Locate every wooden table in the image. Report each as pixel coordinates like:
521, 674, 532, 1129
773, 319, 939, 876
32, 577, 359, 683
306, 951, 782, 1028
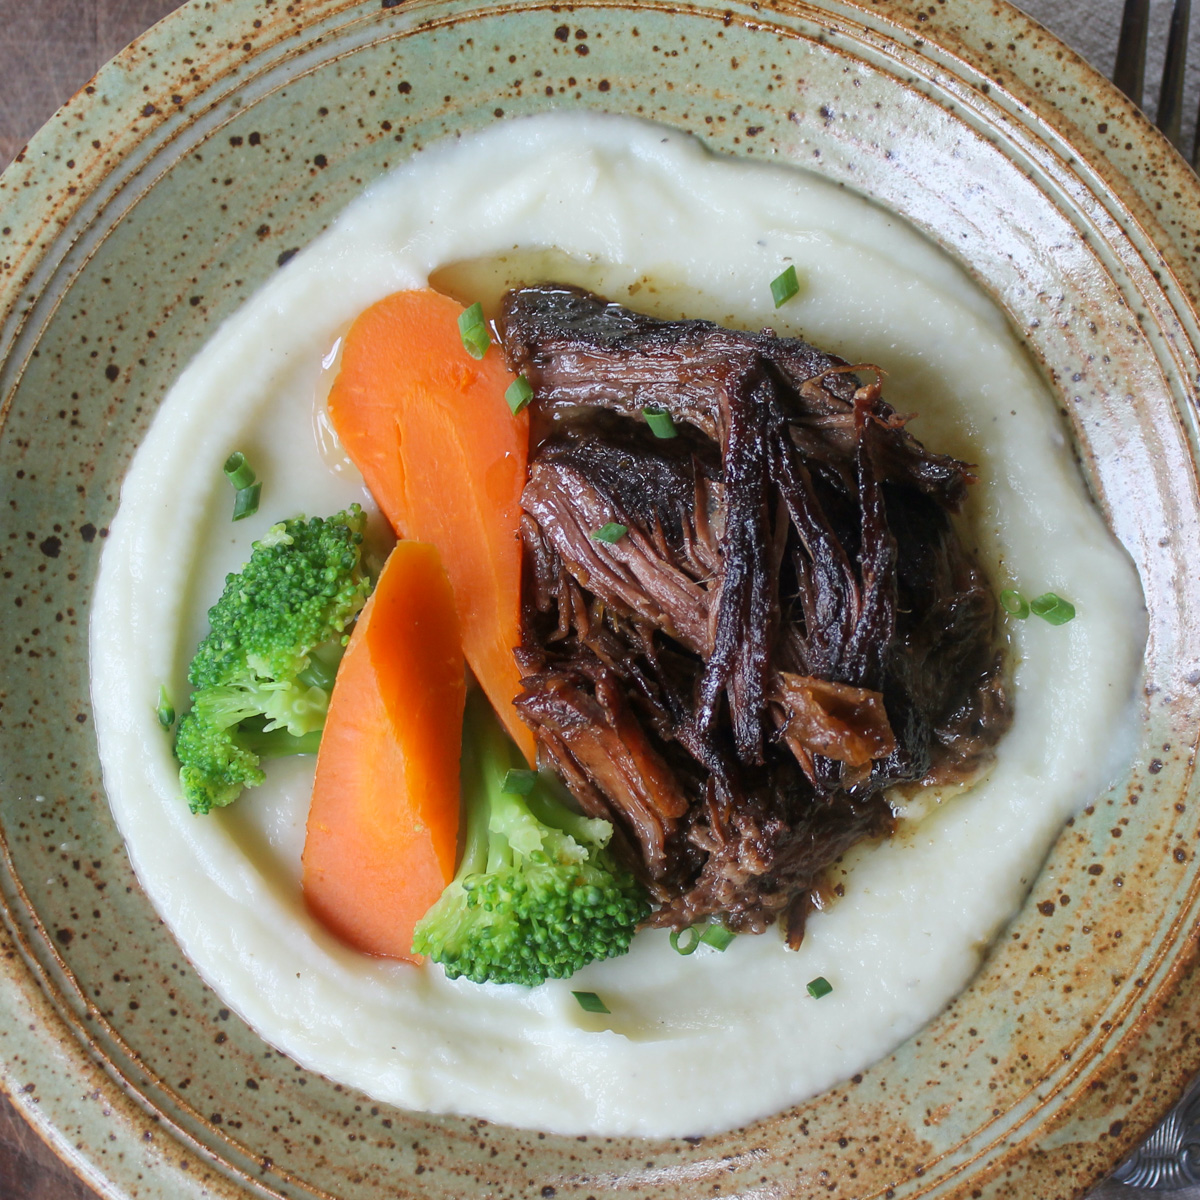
0, 2, 1190, 1198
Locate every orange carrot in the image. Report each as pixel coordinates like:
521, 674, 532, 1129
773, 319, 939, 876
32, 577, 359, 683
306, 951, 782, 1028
302, 540, 465, 961
326, 288, 535, 764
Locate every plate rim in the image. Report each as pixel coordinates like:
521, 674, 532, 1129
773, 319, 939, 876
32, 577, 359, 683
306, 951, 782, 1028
3, 1, 1200, 1197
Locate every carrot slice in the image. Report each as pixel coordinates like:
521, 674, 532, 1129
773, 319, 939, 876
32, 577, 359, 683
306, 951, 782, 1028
302, 540, 465, 961
327, 288, 535, 764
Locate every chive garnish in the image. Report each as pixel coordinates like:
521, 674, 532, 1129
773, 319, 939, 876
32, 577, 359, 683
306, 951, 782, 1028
1030, 592, 1076, 625
224, 452, 261, 521
807, 976, 833, 999
643, 407, 677, 439
699, 922, 735, 951
232, 481, 262, 521
591, 522, 628, 544
505, 375, 534, 414
461, 325, 491, 359
223, 451, 256, 491
573, 990, 610, 1014
156, 685, 175, 729
999, 589, 1030, 619
669, 926, 702, 955
457, 302, 491, 359
770, 264, 800, 309
501, 768, 536, 796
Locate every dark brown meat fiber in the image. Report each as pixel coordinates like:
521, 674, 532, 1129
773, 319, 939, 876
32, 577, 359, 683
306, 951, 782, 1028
502, 284, 1010, 945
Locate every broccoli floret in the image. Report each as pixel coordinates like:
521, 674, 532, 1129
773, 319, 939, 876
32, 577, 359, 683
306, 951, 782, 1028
175, 505, 372, 814
412, 692, 649, 986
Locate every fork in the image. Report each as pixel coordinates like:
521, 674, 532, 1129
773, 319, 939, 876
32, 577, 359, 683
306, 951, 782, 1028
1113, 0, 1198, 167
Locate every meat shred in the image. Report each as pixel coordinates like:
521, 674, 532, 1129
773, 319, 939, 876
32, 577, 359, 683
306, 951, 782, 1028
501, 284, 1010, 946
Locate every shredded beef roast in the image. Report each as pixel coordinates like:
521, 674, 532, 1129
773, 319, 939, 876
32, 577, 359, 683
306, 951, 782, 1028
500, 284, 1010, 946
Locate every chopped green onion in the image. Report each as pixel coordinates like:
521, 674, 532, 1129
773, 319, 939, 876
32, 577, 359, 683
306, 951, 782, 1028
461, 325, 490, 359
642, 407, 677, 439
572, 990, 610, 1014
505, 374, 534, 414
225, 449, 262, 521
457, 302, 491, 359
807, 975, 833, 999
770, 264, 800, 309
500, 768, 536, 796
591, 522, 628, 544
458, 301, 485, 330
223, 451, 256, 491
669, 926, 702, 955
232, 481, 262, 521
999, 589, 1030, 619
1030, 592, 1076, 625
156, 685, 175, 729
699, 922, 735, 951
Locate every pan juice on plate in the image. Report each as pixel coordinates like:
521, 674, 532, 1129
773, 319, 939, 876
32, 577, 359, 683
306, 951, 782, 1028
90, 113, 1144, 1137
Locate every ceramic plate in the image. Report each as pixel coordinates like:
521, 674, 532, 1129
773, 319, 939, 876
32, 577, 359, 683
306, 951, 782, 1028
3, 1, 1200, 1196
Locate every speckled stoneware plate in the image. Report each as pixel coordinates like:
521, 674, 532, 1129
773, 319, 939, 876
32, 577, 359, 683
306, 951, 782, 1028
3, 1, 1200, 1197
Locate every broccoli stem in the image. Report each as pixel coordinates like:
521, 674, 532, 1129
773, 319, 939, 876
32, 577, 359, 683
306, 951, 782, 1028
297, 643, 344, 692
459, 690, 613, 877
238, 725, 323, 758
458, 690, 518, 878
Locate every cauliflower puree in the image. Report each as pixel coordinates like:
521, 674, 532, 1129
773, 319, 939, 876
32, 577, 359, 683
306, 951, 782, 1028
89, 113, 1145, 1137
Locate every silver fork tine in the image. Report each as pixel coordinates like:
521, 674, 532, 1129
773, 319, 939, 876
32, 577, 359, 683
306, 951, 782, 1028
1114, 0, 1151, 104
1158, 0, 1191, 146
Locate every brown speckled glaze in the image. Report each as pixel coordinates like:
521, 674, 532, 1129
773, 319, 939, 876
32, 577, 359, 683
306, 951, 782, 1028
1, 1, 1199, 1197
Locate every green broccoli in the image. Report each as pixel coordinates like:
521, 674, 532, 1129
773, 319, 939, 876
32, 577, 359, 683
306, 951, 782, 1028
175, 505, 373, 814
412, 691, 650, 986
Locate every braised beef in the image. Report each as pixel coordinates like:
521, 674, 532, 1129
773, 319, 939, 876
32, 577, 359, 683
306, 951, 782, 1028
503, 284, 1010, 944
522, 419, 721, 655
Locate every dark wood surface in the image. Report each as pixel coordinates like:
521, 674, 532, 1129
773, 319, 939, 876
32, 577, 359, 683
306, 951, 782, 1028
0, 2, 1189, 1198
0, 0, 184, 167
0, 1089, 98, 1200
